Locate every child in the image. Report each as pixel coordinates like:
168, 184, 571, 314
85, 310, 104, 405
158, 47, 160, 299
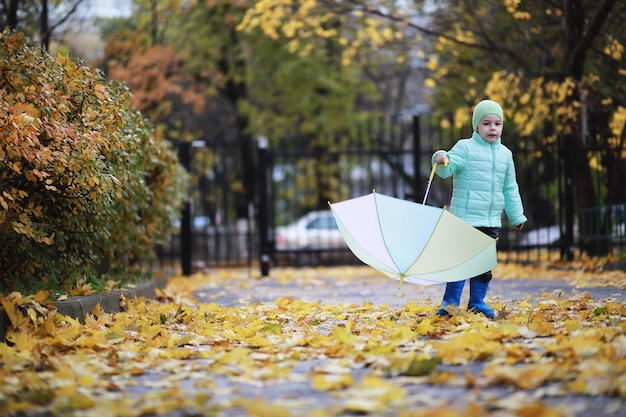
432, 99, 527, 318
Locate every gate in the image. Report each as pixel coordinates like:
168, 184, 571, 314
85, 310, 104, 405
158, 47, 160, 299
155, 139, 260, 274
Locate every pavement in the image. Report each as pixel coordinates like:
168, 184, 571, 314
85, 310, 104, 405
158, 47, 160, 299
196, 270, 626, 309
3, 269, 624, 342
191, 269, 626, 417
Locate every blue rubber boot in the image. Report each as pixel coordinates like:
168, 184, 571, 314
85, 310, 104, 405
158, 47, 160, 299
468, 278, 495, 318
436, 280, 465, 316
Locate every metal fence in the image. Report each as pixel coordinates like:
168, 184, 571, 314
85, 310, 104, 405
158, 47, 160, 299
154, 140, 260, 273
578, 203, 626, 256
155, 115, 626, 275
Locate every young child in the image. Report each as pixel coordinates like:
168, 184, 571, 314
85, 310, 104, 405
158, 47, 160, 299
432, 99, 527, 318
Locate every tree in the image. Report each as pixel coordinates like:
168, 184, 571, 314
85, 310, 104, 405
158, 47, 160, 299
0, 0, 87, 49
93, 0, 422, 216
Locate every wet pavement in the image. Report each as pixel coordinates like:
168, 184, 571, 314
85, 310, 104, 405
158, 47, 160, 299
195, 269, 625, 309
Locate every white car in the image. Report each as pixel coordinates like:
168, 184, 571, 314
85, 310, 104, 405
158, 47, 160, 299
275, 211, 346, 250
518, 224, 579, 247
518, 225, 562, 246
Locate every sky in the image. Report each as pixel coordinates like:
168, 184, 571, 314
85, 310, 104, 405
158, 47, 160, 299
83, 0, 132, 18
48, 0, 133, 60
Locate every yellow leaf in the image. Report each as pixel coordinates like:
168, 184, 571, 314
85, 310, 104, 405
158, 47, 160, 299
484, 363, 559, 389
232, 398, 291, 417
528, 319, 556, 337
311, 373, 354, 391
415, 318, 436, 335
331, 325, 354, 345
77, 374, 96, 387
86, 176, 99, 187
341, 375, 405, 413
0, 295, 19, 327
7, 331, 38, 353
77, 333, 108, 348
390, 325, 415, 340
140, 324, 164, 340
247, 334, 273, 348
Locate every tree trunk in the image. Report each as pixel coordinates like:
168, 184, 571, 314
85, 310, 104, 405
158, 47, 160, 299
39, 0, 50, 49
4, 0, 20, 31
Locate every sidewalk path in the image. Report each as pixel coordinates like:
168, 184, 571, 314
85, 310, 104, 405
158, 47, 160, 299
196, 267, 625, 308
184, 267, 626, 417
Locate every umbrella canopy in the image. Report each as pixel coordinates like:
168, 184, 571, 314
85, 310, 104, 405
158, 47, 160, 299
329, 192, 497, 288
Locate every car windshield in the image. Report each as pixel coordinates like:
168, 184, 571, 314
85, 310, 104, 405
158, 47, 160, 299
307, 216, 338, 230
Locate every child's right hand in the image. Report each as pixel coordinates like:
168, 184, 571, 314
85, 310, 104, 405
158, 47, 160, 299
435, 153, 449, 165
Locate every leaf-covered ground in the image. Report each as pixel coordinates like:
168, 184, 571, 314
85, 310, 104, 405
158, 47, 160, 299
1, 262, 625, 417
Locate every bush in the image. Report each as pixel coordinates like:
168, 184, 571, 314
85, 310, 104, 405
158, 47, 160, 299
0, 32, 187, 294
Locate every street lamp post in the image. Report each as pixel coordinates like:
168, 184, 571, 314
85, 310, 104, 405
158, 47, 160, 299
178, 141, 192, 276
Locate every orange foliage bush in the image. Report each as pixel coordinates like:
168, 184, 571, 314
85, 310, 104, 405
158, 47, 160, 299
0, 32, 187, 293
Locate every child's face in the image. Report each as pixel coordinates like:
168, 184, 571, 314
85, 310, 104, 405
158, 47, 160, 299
477, 114, 503, 143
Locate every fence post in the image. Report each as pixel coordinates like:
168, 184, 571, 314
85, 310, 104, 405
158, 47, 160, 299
562, 136, 575, 261
412, 115, 422, 202
257, 136, 270, 277
178, 141, 193, 276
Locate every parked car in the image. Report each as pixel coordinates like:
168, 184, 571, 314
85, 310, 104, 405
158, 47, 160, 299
518, 224, 579, 247
518, 225, 562, 247
172, 216, 212, 233
274, 210, 347, 250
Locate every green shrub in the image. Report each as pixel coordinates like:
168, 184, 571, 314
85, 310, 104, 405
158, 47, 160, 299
0, 32, 187, 294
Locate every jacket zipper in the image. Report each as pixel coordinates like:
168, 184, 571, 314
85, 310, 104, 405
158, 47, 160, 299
489, 143, 496, 227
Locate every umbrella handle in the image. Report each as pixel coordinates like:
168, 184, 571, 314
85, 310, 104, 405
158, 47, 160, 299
429, 160, 449, 180
428, 162, 438, 181
423, 161, 448, 205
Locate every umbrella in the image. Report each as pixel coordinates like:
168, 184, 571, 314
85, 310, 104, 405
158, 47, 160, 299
328, 191, 497, 288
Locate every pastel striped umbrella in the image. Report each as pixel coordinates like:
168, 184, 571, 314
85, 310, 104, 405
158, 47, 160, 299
329, 192, 497, 288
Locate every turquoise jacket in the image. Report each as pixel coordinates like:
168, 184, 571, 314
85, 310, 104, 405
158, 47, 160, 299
431, 131, 527, 228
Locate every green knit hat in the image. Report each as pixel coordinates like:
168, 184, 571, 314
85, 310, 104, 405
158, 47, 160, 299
472, 100, 504, 131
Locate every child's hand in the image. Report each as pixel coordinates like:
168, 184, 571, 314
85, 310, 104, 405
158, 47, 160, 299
515, 223, 525, 230
435, 153, 449, 165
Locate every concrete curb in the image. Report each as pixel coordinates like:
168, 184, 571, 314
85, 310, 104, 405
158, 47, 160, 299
0, 276, 169, 342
